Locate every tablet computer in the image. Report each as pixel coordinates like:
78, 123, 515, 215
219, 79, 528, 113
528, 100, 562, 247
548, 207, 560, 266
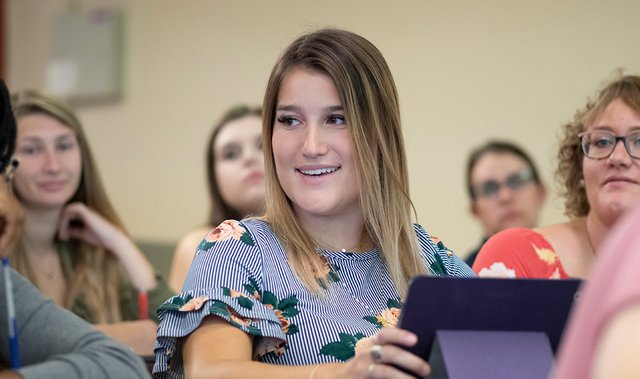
398, 276, 582, 359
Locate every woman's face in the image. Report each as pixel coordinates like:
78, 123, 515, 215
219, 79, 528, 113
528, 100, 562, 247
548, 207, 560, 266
271, 67, 360, 225
214, 114, 265, 216
583, 98, 640, 224
470, 152, 546, 236
13, 114, 82, 210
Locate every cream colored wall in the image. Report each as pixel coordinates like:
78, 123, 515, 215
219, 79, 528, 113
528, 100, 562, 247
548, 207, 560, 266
6, 0, 640, 257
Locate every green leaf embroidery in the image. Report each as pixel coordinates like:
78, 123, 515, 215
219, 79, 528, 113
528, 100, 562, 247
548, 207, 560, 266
158, 294, 192, 311
387, 298, 402, 309
278, 296, 298, 312
363, 315, 383, 328
237, 296, 254, 310
222, 287, 231, 296
430, 253, 447, 275
198, 240, 215, 251
244, 276, 261, 296
327, 261, 341, 283
208, 300, 230, 317
286, 324, 299, 336
319, 333, 367, 361
262, 291, 278, 308
240, 231, 255, 246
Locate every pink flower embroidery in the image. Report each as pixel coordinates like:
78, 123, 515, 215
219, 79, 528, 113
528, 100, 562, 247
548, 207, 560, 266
264, 304, 292, 334
228, 306, 253, 327
178, 296, 209, 312
205, 220, 246, 243
229, 289, 249, 299
254, 337, 286, 358
312, 255, 331, 279
375, 307, 401, 327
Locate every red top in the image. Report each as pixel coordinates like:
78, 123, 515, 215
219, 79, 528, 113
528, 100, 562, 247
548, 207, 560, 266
471, 228, 571, 279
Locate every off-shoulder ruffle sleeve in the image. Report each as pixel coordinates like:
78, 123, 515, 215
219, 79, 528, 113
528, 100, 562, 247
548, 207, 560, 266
153, 220, 287, 377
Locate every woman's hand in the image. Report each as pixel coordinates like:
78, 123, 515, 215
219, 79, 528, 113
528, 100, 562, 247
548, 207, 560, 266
57, 202, 157, 291
0, 183, 23, 258
58, 202, 123, 251
336, 327, 431, 379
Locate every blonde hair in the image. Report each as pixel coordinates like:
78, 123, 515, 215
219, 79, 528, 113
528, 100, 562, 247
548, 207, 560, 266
262, 28, 425, 297
11, 90, 126, 323
557, 74, 640, 218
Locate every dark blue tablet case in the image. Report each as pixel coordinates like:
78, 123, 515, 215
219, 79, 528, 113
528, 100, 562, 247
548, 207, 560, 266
398, 276, 582, 359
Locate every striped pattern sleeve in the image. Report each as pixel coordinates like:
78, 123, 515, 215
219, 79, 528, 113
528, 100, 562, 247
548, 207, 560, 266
152, 220, 285, 377
414, 224, 476, 277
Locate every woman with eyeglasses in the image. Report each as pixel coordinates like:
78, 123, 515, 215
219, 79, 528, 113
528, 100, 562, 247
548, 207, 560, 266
473, 74, 640, 279
464, 141, 547, 267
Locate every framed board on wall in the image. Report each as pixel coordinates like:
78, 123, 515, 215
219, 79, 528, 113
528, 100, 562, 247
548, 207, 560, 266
46, 8, 123, 104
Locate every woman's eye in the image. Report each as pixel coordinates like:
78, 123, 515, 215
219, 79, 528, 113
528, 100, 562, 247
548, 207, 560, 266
276, 116, 301, 127
593, 137, 613, 148
18, 145, 40, 155
57, 141, 76, 151
222, 146, 241, 160
327, 115, 345, 126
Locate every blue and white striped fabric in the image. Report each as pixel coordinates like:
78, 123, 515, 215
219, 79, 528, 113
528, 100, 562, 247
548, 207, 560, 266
152, 219, 474, 378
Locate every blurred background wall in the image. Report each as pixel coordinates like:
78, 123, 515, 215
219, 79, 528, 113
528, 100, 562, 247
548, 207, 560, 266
5, 0, 640, 262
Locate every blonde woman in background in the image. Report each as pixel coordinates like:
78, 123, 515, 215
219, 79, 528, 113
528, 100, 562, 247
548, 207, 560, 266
168, 105, 265, 292
10, 90, 174, 355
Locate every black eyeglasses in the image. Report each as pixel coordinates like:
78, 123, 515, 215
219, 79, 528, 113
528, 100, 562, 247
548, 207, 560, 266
473, 169, 534, 199
579, 130, 640, 160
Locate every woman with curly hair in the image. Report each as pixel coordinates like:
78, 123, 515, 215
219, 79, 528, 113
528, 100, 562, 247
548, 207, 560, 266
473, 74, 640, 279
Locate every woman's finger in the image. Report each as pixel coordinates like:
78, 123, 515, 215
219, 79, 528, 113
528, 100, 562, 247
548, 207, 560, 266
367, 344, 430, 378
375, 327, 418, 347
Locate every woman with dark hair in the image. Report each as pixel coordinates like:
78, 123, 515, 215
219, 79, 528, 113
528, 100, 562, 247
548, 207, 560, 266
153, 28, 473, 379
168, 105, 265, 292
474, 74, 640, 279
464, 140, 547, 266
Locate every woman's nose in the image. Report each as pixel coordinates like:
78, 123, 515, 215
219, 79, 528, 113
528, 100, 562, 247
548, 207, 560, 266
301, 124, 328, 158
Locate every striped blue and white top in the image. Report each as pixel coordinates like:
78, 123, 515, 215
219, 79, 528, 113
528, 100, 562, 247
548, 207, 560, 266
152, 219, 474, 378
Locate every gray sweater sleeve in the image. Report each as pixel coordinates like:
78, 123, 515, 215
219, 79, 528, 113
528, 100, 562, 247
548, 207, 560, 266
0, 268, 150, 378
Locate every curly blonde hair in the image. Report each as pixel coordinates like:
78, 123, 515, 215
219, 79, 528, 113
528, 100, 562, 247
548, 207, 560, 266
557, 74, 640, 218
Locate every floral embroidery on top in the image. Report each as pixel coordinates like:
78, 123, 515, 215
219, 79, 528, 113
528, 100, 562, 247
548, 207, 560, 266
178, 295, 209, 312
319, 332, 367, 361
222, 287, 255, 310
198, 220, 255, 251
431, 235, 455, 257
363, 299, 402, 328
321, 299, 402, 361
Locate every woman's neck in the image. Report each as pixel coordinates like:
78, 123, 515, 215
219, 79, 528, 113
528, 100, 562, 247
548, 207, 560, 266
297, 210, 373, 253
22, 207, 63, 254
584, 213, 611, 255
